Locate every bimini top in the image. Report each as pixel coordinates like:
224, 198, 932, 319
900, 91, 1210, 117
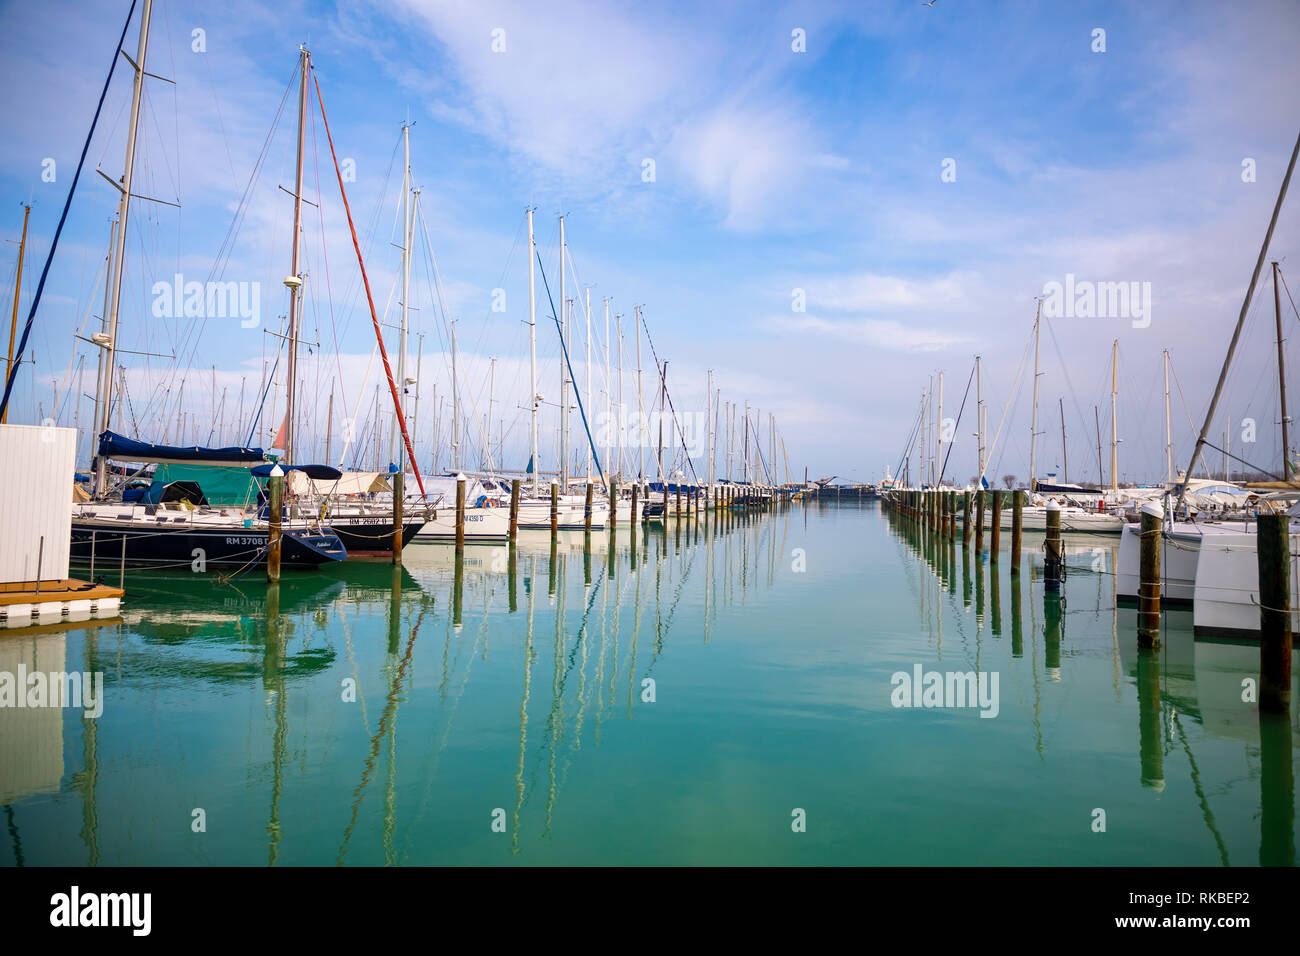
249, 463, 343, 481
98, 430, 265, 466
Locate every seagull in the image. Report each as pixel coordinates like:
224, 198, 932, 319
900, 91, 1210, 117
923, 0, 938, 6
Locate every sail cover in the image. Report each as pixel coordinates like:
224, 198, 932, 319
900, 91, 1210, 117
98, 430, 265, 466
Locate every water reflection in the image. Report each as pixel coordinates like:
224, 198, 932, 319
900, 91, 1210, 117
0, 499, 1295, 866
887, 500, 1298, 867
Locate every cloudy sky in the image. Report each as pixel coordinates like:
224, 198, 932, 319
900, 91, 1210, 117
2, 0, 1299, 485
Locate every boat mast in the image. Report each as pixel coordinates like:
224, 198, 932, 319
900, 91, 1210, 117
389, 121, 411, 471
1273, 260, 1291, 478
1180, 129, 1300, 500
585, 285, 592, 481
935, 371, 943, 485
282, 44, 310, 467
558, 215, 567, 495
706, 369, 714, 490
616, 311, 623, 478
635, 305, 644, 482
2, 204, 30, 424
975, 354, 984, 482
527, 207, 538, 495
1110, 338, 1118, 496
451, 317, 459, 470
603, 296, 610, 484
1163, 349, 1172, 483
1059, 397, 1067, 484
659, 363, 669, 482
1029, 298, 1042, 492
1095, 406, 1103, 488
92, 0, 154, 493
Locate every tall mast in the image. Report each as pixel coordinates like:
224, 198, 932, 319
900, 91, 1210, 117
585, 286, 592, 480
389, 122, 411, 469
616, 311, 623, 477
935, 371, 943, 485
919, 387, 927, 486
527, 208, 538, 495
658, 362, 668, 482
635, 305, 644, 481
451, 317, 459, 470
1059, 397, 1067, 483
558, 215, 567, 495
603, 296, 610, 485
412, 332, 422, 458
975, 354, 984, 482
1095, 406, 1103, 488
706, 369, 714, 489
2, 204, 30, 424
282, 44, 310, 466
1163, 349, 1172, 482
1273, 261, 1291, 478
1110, 339, 1118, 495
745, 400, 752, 484
487, 357, 495, 470
92, 0, 154, 493
1029, 298, 1042, 492
324, 389, 333, 465
1181, 129, 1300, 497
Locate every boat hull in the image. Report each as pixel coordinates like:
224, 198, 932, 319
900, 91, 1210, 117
70, 521, 347, 568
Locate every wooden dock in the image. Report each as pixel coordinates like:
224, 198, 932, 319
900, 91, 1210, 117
0, 578, 124, 628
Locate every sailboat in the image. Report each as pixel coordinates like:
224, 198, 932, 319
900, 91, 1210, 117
1115, 127, 1300, 634
67, 13, 346, 569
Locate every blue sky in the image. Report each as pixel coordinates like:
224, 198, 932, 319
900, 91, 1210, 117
2, 0, 1299, 484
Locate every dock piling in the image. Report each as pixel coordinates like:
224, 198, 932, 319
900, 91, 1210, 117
391, 471, 404, 565
1011, 490, 1023, 575
1138, 501, 1163, 648
455, 475, 466, 554
990, 490, 1002, 561
1044, 499, 1062, 592
1258, 512, 1292, 712
267, 466, 284, 583
550, 481, 559, 538
509, 478, 521, 540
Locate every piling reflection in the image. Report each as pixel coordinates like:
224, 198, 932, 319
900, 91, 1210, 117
882, 493, 1297, 865
1, 498, 1295, 866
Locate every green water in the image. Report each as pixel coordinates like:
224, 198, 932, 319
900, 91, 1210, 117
1, 501, 1295, 866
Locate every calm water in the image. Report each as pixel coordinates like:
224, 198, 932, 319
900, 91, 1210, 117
1, 500, 1296, 866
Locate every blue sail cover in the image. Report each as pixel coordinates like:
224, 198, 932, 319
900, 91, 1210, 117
98, 430, 265, 465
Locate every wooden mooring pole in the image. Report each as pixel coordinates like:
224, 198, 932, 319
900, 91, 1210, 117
509, 478, 521, 540
1138, 501, 1162, 648
962, 491, 972, 547
1258, 512, 1292, 712
550, 481, 559, 539
974, 490, 985, 553
1010, 489, 1022, 575
584, 482, 594, 535
455, 476, 466, 555
990, 489, 1002, 562
391, 471, 404, 565
267, 465, 284, 583
609, 479, 618, 531
1044, 499, 1062, 592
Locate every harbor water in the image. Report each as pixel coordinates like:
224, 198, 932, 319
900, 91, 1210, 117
1, 499, 1296, 866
